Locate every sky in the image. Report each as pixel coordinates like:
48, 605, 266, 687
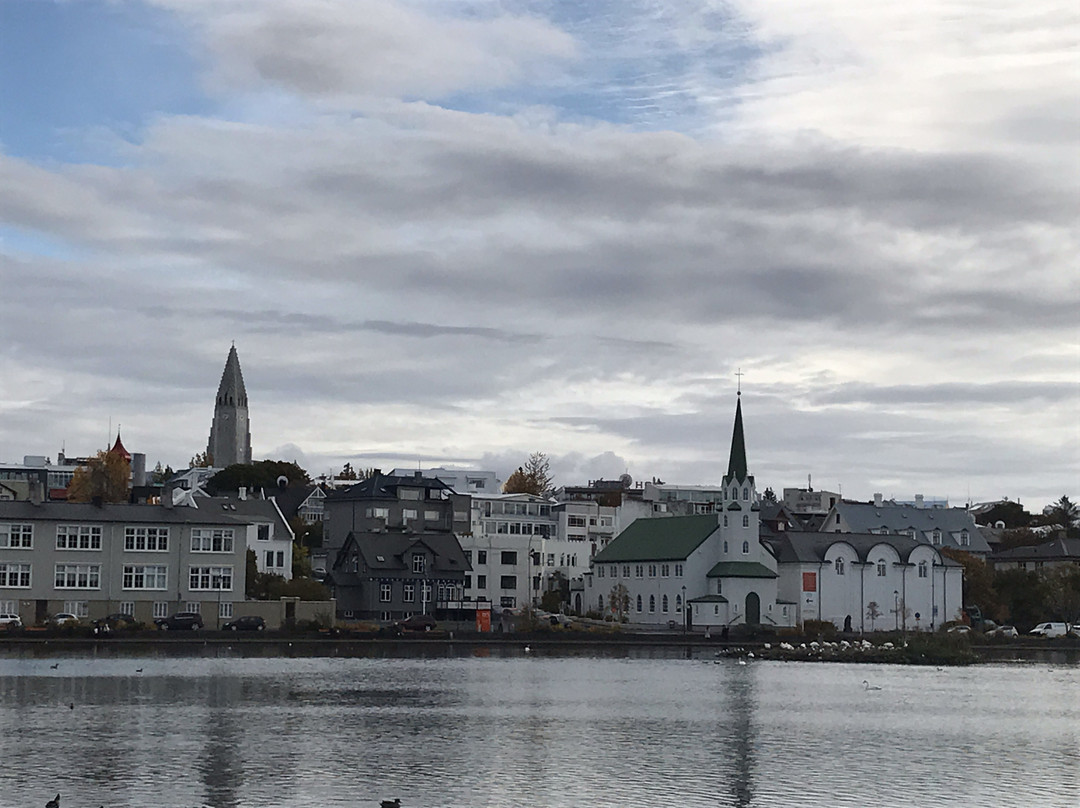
0, 0, 1077, 511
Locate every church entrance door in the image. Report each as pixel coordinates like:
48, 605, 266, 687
745, 592, 760, 625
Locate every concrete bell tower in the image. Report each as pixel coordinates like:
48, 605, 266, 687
207, 345, 252, 467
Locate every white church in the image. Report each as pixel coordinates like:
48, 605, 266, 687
584, 394, 964, 632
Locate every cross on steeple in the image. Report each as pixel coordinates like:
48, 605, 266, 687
735, 367, 744, 395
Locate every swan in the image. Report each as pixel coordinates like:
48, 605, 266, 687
46, 794, 60, 808
381, 800, 401, 808
862, 680, 882, 691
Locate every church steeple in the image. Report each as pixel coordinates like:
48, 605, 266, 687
207, 345, 252, 467
725, 393, 748, 483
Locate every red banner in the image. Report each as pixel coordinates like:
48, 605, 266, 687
802, 572, 817, 592
475, 607, 491, 632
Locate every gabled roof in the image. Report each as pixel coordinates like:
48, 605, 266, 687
593, 514, 719, 563
333, 531, 470, 573
325, 470, 454, 502
706, 561, 777, 579
992, 538, 1080, 562
271, 484, 325, 519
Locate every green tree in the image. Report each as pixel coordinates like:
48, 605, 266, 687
993, 568, 1048, 630
1049, 495, 1079, 538
340, 462, 358, 480
942, 548, 1000, 620
292, 541, 313, 579
865, 601, 881, 631
67, 450, 130, 504
977, 500, 1032, 529
503, 452, 553, 495
997, 528, 1046, 552
189, 451, 213, 468
1042, 565, 1080, 625
207, 460, 311, 495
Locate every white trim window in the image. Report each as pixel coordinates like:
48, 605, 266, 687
918, 561, 929, 578
55, 563, 100, 589
877, 560, 887, 576
119, 600, 135, 615
412, 555, 425, 574
0, 562, 31, 587
0, 524, 33, 549
124, 526, 169, 552
56, 525, 102, 550
380, 583, 392, 602
63, 600, 89, 618
219, 601, 234, 619
189, 566, 233, 591
403, 583, 415, 603
122, 564, 167, 590
191, 528, 235, 553
674, 564, 684, 577
153, 601, 170, 619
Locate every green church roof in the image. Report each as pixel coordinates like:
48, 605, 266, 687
592, 514, 719, 563
706, 561, 777, 578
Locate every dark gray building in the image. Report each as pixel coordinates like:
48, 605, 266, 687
323, 471, 471, 621
207, 345, 252, 467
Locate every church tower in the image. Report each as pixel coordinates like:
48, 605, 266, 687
207, 345, 252, 467
719, 390, 763, 557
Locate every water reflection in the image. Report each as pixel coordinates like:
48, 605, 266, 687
0, 650, 1078, 807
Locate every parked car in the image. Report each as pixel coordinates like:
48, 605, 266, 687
221, 615, 266, 632
91, 613, 138, 635
988, 625, 1018, 638
946, 624, 972, 634
0, 613, 22, 631
154, 612, 204, 631
1029, 622, 1068, 637
394, 614, 437, 632
49, 613, 79, 626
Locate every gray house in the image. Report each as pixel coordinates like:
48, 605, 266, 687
323, 471, 471, 621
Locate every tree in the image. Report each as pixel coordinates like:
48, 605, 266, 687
993, 568, 1048, 630
762, 487, 777, 503
942, 548, 1000, 621
503, 452, 553, 495
1049, 495, 1079, 538
206, 460, 311, 495
977, 500, 1031, 529
189, 451, 213, 468
865, 601, 881, 631
67, 451, 130, 504
1042, 565, 1080, 625
340, 462, 358, 481
608, 583, 630, 623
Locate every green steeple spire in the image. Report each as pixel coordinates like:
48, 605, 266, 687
725, 394, 748, 482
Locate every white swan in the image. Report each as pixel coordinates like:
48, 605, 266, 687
862, 680, 882, 691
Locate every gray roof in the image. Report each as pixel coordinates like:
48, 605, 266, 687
326, 471, 454, 502
333, 531, 470, 575
992, 538, 1080, 562
826, 502, 990, 553
764, 532, 962, 567
0, 499, 274, 528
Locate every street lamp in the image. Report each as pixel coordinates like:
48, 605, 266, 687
893, 590, 899, 631
682, 585, 687, 635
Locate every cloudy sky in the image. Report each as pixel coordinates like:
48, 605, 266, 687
1, 0, 1077, 509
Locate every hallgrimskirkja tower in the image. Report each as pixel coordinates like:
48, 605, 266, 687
207, 345, 252, 467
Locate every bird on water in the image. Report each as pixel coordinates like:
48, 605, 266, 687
50, 663, 59, 670
45, 794, 60, 808
862, 680, 882, 691
381, 800, 401, 807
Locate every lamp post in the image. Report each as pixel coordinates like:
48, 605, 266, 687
682, 585, 687, 635
893, 590, 899, 631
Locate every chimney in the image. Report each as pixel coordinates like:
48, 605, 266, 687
239, 486, 247, 501
873, 492, 883, 507
162, 483, 175, 509
915, 494, 924, 508
28, 477, 43, 506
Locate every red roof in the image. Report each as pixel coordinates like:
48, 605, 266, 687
109, 432, 132, 462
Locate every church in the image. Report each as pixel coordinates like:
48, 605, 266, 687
206, 345, 252, 467
585, 393, 794, 630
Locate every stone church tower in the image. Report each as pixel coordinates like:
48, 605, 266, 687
207, 345, 252, 467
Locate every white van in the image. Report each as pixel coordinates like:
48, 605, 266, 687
0, 613, 22, 630
1029, 622, 1068, 637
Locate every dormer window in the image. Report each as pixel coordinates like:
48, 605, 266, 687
932, 529, 942, 546
412, 554, 425, 574
960, 530, 970, 546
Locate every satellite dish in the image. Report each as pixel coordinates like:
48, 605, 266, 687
277, 475, 288, 489
619, 473, 633, 488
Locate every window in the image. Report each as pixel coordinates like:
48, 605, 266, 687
477, 551, 487, 565
122, 564, 167, 590
548, 554, 555, 566
464, 574, 473, 589
403, 583, 415, 602
723, 515, 728, 527
918, 561, 928, 578
600, 517, 613, 527
153, 601, 169, 618
500, 575, 517, 590
63, 600, 89, 618
635, 565, 644, 578
185, 603, 202, 614
257, 524, 270, 541
413, 555, 425, 574
742, 515, 749, 528
463, 550, 472, 564
674, 564, 683, 577
662, 595, 669, 612
265, 551, 275, 568
743, 487, 749, 500
648, 564, 657, 577
219, 602, 233, 619
119, 600, 135, 615
931, 529, 942, 546
960, 530, 970, 546
649, 595, 656, 612
476, 575, 487, 590
0, 563, 31, 587
403, 509, 418, 521
425, 510, 439, 521
835, 558, 845, 575
724, 541, 729, 553
56, 525, 101, 550
400, 488, 421, 500
124, 526, 169, 551
623, 565, 631, 577
54, 563, 100, 589
567, 515, 586, 528
597, 566, 605, 578
598, 594, 604, 611
742, 541, 749, 554
636, 595, 643, 612
500, 596, 516, 608
501, 551, 517, 565
0, 524, 33, 549
276, 551, 285, 568
189, 566, 233, 591
191, 528, 234, 553
380, 583, 392, 602
877, 560, 886, 577
661, 564, 670, 577
675, 594, 683, 611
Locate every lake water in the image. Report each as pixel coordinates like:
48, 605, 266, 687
0, 644, 1078, 808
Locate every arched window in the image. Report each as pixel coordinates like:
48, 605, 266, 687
598, 594, 604, 611
649, 595, 655, 612
918, 561, 928, 578
877, 560, 886, 576
724, 541, 729, 553
835, 558, 845, 575
675, 594, 683, 611
742, 541, 749, 554
743, 487, 749, 500
723, 515, 729, 527
636, 595, 643, 612
662, 595, 669, 612
742, 515, 749, 527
